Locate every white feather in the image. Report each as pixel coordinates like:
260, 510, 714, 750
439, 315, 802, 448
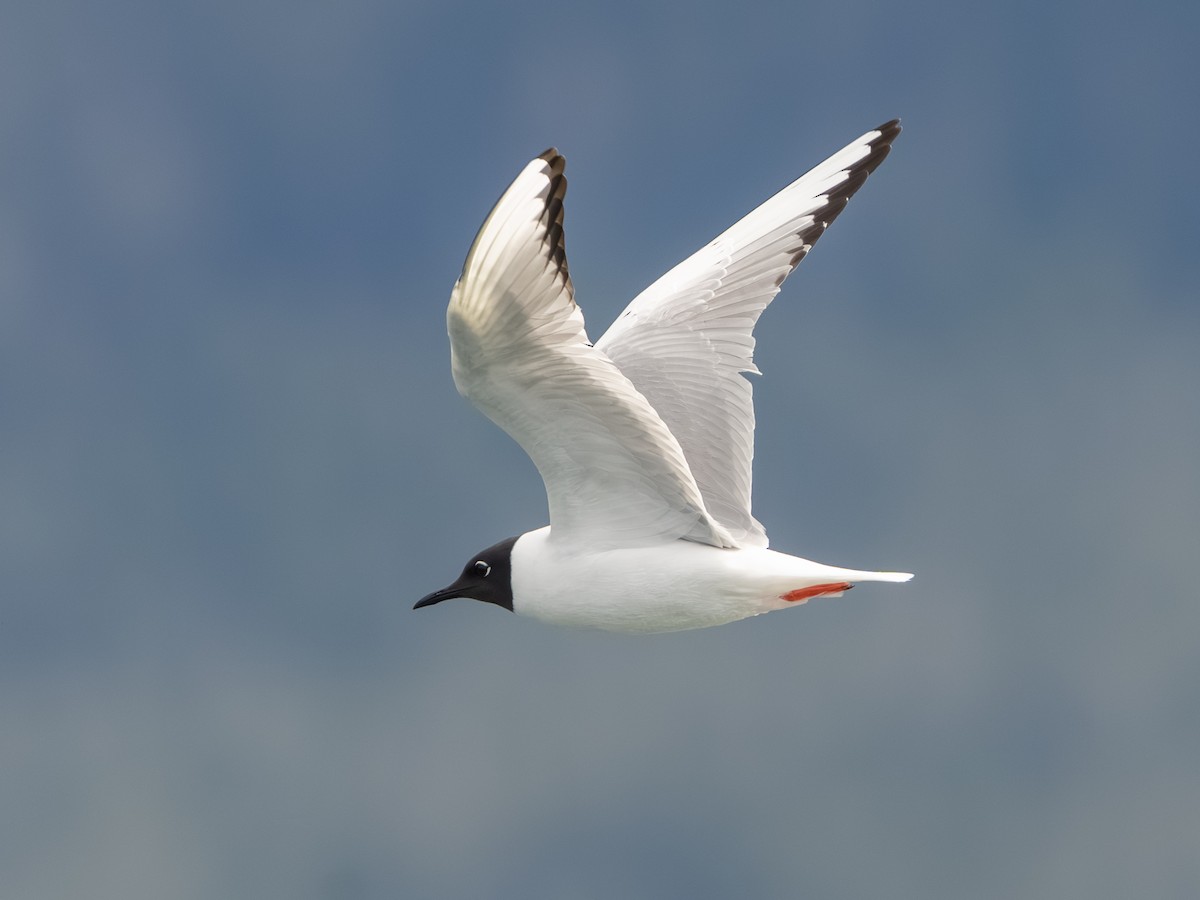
597, 121, 901, 548
448, 151, 735, 551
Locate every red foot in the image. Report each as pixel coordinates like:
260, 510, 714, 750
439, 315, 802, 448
781, 582, 854, 603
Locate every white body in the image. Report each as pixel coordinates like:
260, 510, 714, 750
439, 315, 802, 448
425, 123, 913, 633
512, 527, 911, 634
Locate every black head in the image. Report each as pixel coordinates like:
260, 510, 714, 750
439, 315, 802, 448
414, 536, 518, 613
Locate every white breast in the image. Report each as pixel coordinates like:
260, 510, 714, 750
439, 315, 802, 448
509, 526, 865, 634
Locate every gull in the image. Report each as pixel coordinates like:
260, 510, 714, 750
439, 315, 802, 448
415, 120, 912, 633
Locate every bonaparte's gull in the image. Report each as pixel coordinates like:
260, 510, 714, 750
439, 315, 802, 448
416, 120, 912, 633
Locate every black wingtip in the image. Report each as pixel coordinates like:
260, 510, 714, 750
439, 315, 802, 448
874, 118, 902, 141
777, 118, 903, 267
826, 119, 902, 205
535, 151, 573, 301
538, 147, 564, 172
855, 119, 902, 180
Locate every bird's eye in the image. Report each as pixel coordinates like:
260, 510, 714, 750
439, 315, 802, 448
473, 561, 491, 577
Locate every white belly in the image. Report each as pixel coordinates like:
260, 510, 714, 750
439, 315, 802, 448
509, 526, 867, 634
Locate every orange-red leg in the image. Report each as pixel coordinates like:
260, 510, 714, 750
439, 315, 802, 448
781, 582, 854, 603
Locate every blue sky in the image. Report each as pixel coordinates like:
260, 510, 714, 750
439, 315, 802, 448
3, 0, 1199, 897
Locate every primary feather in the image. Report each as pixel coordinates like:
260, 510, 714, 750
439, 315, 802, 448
448, 121, 900, 554
448, 151, 735, 551
597, 120, 901, 547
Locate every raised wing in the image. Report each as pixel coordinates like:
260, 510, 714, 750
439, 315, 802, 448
596, 120, 901, 548
448, 150, 735, 551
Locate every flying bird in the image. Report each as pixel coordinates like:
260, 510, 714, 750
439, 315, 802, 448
416, 120, 912, 633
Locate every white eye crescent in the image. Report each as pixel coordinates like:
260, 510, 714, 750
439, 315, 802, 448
473, 561, 491, 577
